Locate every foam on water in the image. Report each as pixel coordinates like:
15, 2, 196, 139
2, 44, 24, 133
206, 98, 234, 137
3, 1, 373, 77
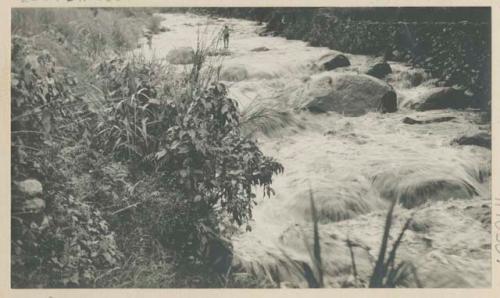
148, 13, 491, 287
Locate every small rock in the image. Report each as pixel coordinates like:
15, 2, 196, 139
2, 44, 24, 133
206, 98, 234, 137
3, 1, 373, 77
412, 87, 472, 111
323, 54, 350, 71
251, 46, 270, 52
409, 219, 430, 233
452, 132, 491, 149
403, 116, 456, 125
15, 179, 43, 197
366, 62, 392, 79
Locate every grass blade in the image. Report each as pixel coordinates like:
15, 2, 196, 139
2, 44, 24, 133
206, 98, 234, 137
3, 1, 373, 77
308, 187, 324, 288
369, 197, 397, 288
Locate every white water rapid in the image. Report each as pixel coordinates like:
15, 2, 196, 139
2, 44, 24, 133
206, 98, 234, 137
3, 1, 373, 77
141, 13, 491, 288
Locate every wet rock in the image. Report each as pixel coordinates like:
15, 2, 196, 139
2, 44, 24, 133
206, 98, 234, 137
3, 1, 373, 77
166, 47, 194, 65
412, 87, 472, 111
403, 116, 456, 125
366, 62, 392, 79
251, 46, 270, 52
303, 73, 397, 116
452, 132, 491, 149
220, 65, 249, 82
323, 54, 350, 71
159, 26, 170, 32
15, 179, 43, 197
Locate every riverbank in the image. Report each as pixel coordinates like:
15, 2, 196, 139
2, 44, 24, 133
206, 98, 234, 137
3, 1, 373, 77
11, 8, 282, 288
12, 8, 224, 288
11, 10, 491, 288
194, 8, 491, 112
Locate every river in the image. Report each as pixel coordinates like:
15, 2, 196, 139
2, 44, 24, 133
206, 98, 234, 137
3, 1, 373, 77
140, 13, 491, 288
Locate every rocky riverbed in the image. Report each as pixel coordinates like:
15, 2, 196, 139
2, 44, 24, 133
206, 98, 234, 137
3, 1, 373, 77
139, 13, 491, 288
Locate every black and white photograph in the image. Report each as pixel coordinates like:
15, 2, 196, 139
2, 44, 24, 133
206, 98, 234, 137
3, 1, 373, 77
8, 4, 493, 290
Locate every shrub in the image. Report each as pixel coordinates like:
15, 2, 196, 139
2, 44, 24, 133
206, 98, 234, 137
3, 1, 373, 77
94, 55, 284, 258
11, 37, 121, 288
11, 8, 284, 287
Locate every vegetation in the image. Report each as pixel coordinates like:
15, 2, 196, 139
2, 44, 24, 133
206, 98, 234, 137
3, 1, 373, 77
11, 8, 282, 288
12, 7, 486, 288
368, 197, 420, 288
295, 189, 421, 288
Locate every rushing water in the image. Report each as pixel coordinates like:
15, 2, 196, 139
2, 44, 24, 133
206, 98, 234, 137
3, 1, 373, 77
144, 13, 491, 288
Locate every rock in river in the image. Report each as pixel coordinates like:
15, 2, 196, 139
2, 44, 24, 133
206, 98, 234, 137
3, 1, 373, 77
452, 132, 491, 149
302, 73, 397, 116
412, 87, 472, 111
322, 54, 351, 71
366, 61, 392, 79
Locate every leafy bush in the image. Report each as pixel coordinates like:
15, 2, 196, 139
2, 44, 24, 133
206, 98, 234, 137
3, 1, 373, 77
11, 37, 121, 288
11, 8, 284, 287
94, 55, 284, 256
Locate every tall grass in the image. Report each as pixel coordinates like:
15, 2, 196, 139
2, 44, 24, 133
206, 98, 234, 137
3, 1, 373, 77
12, 8, 155, 70
295, 190, 421, 288
306, 187, 324, 287
369, 197, 420, 287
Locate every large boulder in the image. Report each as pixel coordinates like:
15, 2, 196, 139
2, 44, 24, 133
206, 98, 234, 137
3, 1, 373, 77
220, 65, 249, 82
322, 54, 350, 71
166, 47, 194, 65
366, 61, 392, 79
302, 73, 397, 116
412, 87, 472, 111
452, 132, 491, 149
